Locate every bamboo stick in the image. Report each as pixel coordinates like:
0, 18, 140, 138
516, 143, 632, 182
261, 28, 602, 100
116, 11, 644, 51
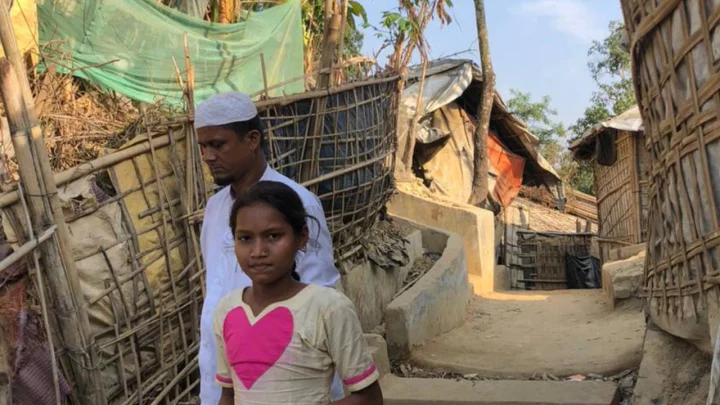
0, 59, 104, 404
0, 225, 56, 274
0, 131, 186, 209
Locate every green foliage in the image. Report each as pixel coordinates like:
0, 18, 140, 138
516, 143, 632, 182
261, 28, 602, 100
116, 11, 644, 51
301, 0, 366, 64
371, 0, 453, 70
586, 21, 635, 115
506, 89, 566, 146
565, 21, 636, 196
568, 93, 611, 143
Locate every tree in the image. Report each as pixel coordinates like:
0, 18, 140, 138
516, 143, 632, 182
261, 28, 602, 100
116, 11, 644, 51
587, 20, 635, 116
506, 89, 566, 144
505, 89, 566, 169
301, 0, 368, 74
566, 21, 636, 195
373, 0, 453, 72
468, 0, 494, 206
371, 0, 453, 177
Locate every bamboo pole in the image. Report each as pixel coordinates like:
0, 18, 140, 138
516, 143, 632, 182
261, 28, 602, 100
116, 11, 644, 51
0, 59, 104, 405
317, 0, 342, 88
0, 131, 186, 209
333, 0, 349, 86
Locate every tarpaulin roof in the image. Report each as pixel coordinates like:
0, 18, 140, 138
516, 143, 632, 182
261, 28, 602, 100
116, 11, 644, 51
569, 105, 643, 160
401, 59, 562, 187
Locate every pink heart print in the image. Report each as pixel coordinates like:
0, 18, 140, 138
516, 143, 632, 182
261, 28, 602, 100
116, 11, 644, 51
223, 306, 294, 389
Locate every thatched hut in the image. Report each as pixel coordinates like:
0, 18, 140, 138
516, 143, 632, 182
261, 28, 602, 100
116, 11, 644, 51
569, 106, 649, 262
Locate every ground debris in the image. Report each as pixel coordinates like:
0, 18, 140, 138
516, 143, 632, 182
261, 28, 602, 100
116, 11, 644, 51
391, 359, 639, 399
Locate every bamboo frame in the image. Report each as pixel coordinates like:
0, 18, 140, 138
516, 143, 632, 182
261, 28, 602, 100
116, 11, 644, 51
513, 230, 595, 290
0, 59, 105, 403
593, 132, 648, 262
620, 0, 720, 325
0, 57, 399, 404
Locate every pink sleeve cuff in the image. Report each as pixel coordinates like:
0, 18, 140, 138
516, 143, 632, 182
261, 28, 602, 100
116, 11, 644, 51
215, 374, 233, 387
343, 364, 379, 391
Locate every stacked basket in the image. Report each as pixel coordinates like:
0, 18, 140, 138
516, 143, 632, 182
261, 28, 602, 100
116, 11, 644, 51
621, 0, 720, 351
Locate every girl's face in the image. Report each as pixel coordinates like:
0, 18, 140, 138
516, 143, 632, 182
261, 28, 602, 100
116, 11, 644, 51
233, 202, 308, 286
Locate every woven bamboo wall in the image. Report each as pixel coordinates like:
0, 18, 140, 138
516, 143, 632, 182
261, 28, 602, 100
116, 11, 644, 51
620, 0, 720, 349
515, 231, 594, 290
258, 77, 399, 258
636, 132, 651, 241
0, 77, 401, 404
595, 132, 642, 261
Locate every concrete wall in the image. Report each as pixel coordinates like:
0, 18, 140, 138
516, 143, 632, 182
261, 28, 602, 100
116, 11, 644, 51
385, 231, 471, 358
387, 190, 495, 293
341, 229, 424, 332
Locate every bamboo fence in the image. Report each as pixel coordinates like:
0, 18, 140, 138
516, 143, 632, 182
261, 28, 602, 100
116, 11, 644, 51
620, 0, 720, 351
0, 0, 400, 401
0, 41, 398, 405
513, 230, 595, 290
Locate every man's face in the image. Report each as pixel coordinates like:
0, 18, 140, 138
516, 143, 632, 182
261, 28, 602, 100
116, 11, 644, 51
197, 126, 260, 186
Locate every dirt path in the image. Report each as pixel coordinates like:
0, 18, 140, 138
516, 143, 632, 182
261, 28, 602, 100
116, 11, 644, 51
411, 290, 645, 378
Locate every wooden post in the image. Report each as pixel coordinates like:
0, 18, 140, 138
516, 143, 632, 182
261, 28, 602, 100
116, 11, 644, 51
333, 0, 349, 86
317, 0, 342, 88
402, 59, 428, 173
300, 0, 342, 183
0, 19, 105, 405
0, 60, 104, 405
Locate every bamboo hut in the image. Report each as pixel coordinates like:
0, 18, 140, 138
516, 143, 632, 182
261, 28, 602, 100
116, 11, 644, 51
620, 0, 720, 354
569, 106, 649, 262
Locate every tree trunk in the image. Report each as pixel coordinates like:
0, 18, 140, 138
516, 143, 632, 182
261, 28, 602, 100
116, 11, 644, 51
468, 0, 494, 206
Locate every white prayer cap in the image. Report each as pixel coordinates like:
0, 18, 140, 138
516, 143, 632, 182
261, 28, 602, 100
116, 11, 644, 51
194, 92, 258, 129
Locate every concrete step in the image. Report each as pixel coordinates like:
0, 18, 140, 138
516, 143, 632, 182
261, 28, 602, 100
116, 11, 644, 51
381, 375, 620, 405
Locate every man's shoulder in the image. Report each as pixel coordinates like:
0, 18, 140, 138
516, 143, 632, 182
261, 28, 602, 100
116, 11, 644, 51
206, 186, 232, 210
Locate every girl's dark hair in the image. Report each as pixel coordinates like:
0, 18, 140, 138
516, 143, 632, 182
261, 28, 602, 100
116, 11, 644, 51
229, 181, 313, 281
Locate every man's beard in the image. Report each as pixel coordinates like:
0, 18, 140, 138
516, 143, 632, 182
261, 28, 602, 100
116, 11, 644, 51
213, 175, 232, 187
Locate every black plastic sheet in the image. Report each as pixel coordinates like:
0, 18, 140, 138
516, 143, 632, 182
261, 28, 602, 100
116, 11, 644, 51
565, 253, 602, 289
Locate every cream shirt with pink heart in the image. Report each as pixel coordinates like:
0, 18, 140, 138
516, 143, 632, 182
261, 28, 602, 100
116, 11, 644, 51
213, 284, 379, 404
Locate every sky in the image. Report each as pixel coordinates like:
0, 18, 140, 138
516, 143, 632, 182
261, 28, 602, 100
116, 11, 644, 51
359, 0, 624, 130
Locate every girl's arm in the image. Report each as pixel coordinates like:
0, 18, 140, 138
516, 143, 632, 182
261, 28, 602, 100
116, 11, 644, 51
323, 293, 384, 405
218, 387, 234, 405
330, 382, 383, 405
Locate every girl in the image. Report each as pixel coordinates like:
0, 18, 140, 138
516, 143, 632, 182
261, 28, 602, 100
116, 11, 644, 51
213, 181, 383, 405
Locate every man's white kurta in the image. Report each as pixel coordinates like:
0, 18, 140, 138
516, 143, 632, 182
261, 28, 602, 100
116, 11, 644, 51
199, 166, 341, 405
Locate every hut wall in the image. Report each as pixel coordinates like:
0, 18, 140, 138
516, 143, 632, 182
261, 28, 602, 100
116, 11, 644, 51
515, 231, 594, 290
620, 0, 720, 353
503, 204, 530, 289
595, 131, 646, 261
635, 132, 651, 241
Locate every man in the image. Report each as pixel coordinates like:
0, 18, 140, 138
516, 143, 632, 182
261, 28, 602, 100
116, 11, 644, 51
195, 92, 342, 404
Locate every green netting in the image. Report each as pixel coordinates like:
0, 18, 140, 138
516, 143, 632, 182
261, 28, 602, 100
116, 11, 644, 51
36, 0, 305, 105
